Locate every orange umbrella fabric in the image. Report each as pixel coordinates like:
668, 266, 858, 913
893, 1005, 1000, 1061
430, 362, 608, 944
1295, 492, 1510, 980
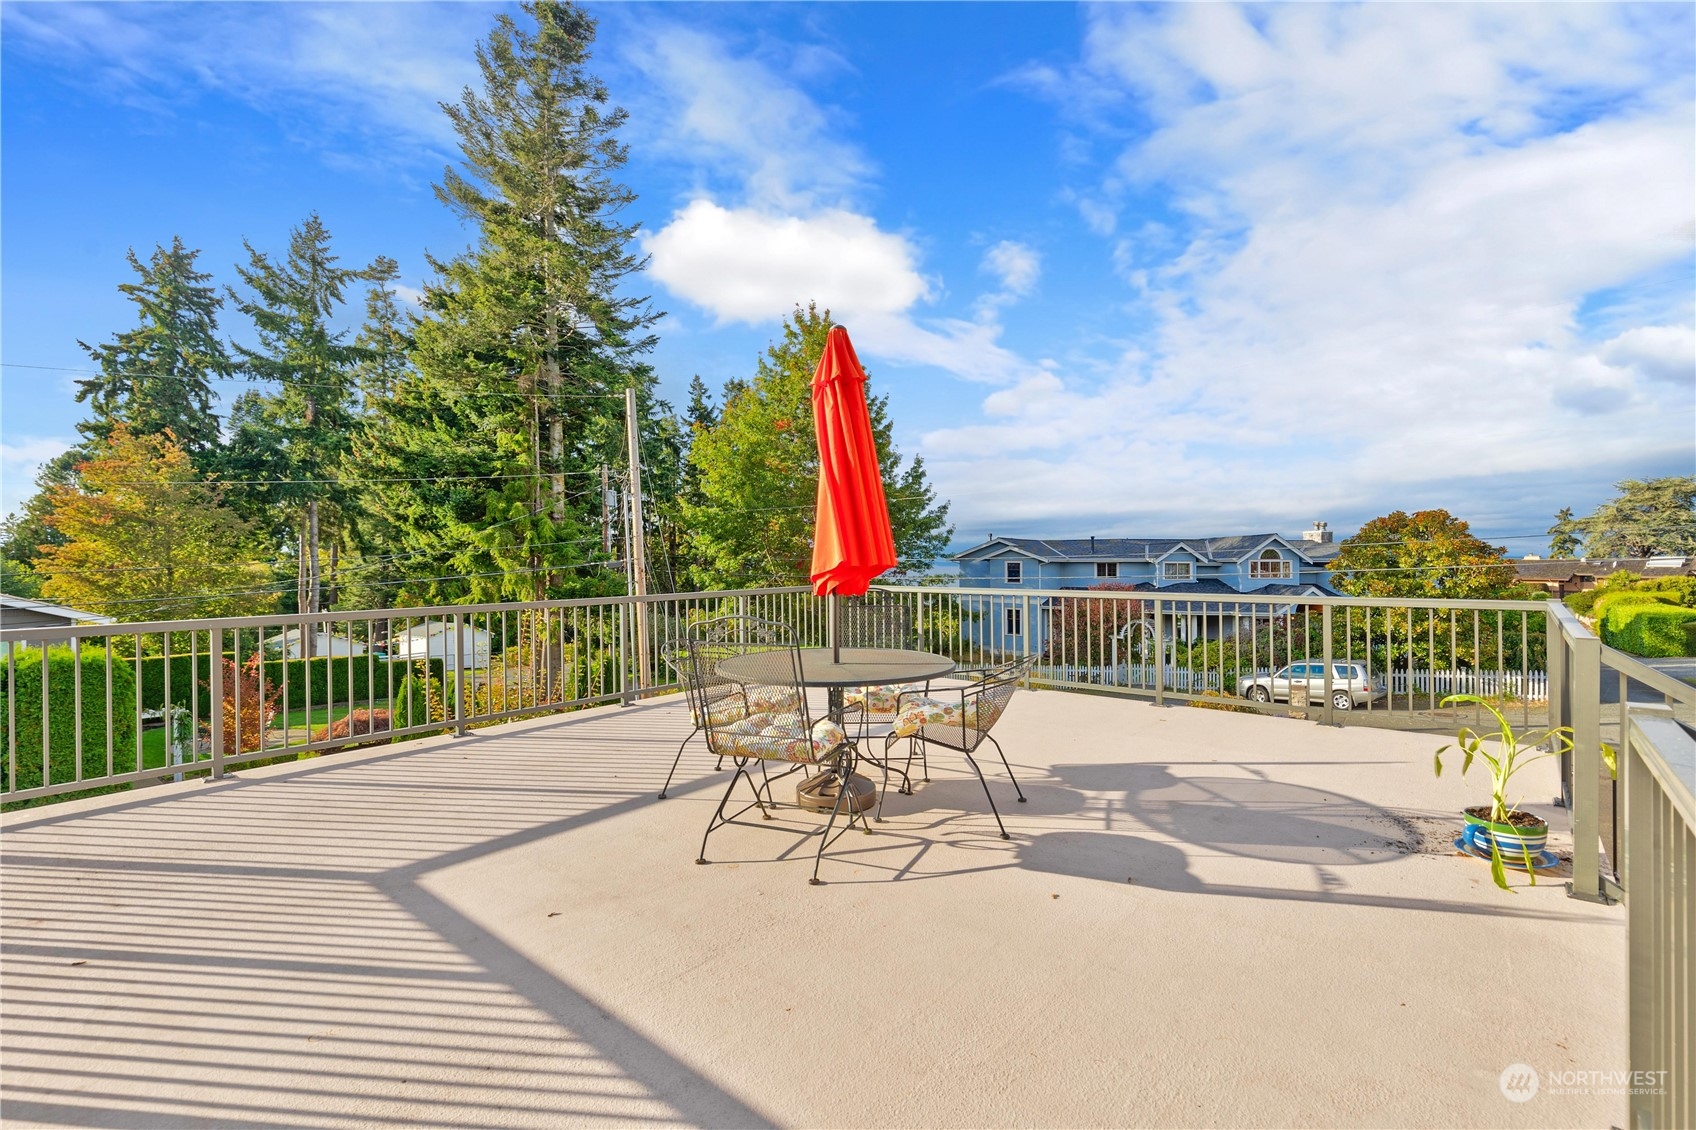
810, 326, 897, 597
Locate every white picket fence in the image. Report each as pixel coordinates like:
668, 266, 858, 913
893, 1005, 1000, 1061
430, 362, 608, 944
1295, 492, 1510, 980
1041, 664, 1548, 701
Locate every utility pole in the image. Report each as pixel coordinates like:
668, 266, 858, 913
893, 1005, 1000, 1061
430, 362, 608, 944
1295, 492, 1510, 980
624, 388, 651, 689
600, 464, 613, 558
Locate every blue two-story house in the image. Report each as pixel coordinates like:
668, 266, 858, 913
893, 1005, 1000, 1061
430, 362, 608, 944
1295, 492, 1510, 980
949, 524, 1341, 655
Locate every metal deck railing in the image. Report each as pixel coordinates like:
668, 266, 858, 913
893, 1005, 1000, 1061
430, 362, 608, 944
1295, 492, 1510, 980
4, 581, 1690, 1117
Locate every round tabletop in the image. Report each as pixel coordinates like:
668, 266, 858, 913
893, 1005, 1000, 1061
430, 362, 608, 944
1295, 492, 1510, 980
718, 647, 955, 688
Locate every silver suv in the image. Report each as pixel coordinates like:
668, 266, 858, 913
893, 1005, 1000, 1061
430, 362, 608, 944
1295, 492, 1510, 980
1237, 662, 1387, 711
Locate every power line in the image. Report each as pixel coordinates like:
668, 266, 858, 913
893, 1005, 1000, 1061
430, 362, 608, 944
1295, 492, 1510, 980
78, 469, 606, 488
1, 360, 633, 400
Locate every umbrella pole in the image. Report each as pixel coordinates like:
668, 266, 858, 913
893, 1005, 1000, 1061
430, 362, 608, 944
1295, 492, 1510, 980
830, 592, 840, 665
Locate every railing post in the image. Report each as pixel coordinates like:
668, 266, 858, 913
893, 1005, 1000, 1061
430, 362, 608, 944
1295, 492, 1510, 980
1320, 604, 1335, 725
1568, 629, 1604, 902
1152, 598, 1165, 707
1547, 608, 1570, 808
209, 627, 225, 780
1021, 593, 1032, 687
452, 613, 467, 737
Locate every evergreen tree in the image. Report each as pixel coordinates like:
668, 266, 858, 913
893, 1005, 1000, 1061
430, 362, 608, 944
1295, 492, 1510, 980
682, 304, 952, 588
354, 0, 660, 603
1547, 507, 1583, 559
1579, 477, 1696, 557
74, 237, 231, 460
229, 214, 388, 628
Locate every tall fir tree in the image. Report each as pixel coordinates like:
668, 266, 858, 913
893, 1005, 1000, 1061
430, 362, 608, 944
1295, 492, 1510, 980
229, 214, 387, 626
1547, 507, 1583, 559
682, 304, 952, 588
353, 0, 661, 603
74, 237, 232, 460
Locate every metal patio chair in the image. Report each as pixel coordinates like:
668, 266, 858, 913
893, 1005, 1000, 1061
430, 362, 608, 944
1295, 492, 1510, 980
684, 616, 865, 885
658, 639, 728, 800
838, 591, 926, 743
877, 655, 1035, 838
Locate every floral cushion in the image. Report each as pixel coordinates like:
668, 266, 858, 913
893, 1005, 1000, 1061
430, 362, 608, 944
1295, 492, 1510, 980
890, 696, 981, 738
712, 714, 848, 762
843, 683, 925, 715
700, 685, 803, 727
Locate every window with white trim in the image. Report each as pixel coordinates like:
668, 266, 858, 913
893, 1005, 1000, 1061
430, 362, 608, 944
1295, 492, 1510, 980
1005, 607, 1023, 636
1005, 560, 1022, 584
1161, 561, 1192, 581
1096, 562, 1118, 578
1250, 550, 1292, 579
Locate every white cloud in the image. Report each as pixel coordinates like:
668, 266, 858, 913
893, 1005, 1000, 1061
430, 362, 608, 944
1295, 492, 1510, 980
981, 241, 1040, 297
632, 27, 1041, 385
1, 436, 74, 519
645, 201, 927, 324
622, 26, 867, 213
1600, 325, 1696, 385
926, 3, 1696, 535
1, 3, 483, 165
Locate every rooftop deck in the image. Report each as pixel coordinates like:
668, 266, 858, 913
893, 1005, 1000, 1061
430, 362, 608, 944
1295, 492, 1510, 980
1, 688, 1625, 1128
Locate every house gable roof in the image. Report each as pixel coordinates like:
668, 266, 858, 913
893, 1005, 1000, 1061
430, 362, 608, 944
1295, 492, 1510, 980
0, 593, 116, 626
952, 533, 1333, 566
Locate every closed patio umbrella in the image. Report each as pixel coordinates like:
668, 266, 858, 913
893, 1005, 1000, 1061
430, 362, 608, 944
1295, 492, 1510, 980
810, 325, 897, 661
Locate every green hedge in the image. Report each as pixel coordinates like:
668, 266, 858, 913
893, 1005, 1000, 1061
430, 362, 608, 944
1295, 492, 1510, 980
131, 653, 440, 712
1601, 603, 1696, 658
1592, 591, 1676, 622
1, 646, 139, 800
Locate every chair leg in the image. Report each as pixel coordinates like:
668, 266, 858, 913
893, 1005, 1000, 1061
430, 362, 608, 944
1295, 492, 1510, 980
961, 749, 1010, 840
984, 733, 1027, 802
697, 760, 750, 863
659, 724, 700, 800
810, 752, 856, 885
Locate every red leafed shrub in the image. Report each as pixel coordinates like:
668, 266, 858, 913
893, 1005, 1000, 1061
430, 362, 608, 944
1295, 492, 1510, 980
216, 654, 280, 756
310, 708, 393, 749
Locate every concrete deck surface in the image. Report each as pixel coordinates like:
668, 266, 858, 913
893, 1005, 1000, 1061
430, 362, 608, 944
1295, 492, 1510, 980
1, 689, 1624, 1128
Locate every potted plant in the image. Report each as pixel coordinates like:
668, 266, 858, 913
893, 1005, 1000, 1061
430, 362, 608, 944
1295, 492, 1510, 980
1433, 695, 1576, 891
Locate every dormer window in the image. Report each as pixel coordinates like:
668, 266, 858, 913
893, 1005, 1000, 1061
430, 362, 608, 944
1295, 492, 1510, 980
1162, 561, 1192, 581
1005, 560, 1022, 584
1250, 550, 1292, 579
1096, 562, 1118, 578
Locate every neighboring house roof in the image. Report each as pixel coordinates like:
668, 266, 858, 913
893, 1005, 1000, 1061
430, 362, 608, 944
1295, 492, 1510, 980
1121, 580, 1341, 599
1514, 557, 1696, 582
0, 593, 116, 627
1049, 578, 1339, 612
953, 534, 1338, 566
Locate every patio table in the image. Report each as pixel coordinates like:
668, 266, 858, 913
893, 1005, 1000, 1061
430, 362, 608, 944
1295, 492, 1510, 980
716, 647, 955, 719
716, 646, 956, 809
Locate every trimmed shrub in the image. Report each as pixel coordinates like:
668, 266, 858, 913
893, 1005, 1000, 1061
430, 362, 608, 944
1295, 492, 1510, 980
1, 645, 140, 802
1601, 603, 1696, 658
1592, 591, 1676, 624
1564, 590, 1598, 616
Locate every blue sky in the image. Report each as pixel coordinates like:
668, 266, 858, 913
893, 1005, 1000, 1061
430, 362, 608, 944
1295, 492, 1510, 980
3, 2, 1693, 556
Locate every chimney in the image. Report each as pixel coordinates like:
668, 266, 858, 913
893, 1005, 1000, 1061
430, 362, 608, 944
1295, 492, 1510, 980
1300, 521, 1333, 545
1090, 535, 1096, 553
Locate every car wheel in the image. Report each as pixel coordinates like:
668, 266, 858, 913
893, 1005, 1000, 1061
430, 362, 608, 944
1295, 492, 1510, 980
1249, 686, 1270, 703
1333, 691, 1353, 711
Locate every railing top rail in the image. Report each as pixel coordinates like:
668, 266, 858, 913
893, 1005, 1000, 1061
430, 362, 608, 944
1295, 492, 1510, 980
1546, 599, 1595, 638
1601, 645, 1696, 706
869, 583, 1552, 613
1629, 713, 1696, 825
0, 585, 815, 643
